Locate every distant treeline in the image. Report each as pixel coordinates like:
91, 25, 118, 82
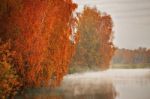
111, 48, 150, 68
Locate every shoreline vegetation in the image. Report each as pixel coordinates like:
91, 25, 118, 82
0, 0, 115, 97
111, 64, 150, 69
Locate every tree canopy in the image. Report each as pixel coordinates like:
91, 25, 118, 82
70, 7, 116, 69
0, 0, 78, 97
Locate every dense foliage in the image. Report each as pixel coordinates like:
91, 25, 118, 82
0, 1, 116, 98
70, 7, 115, 70
0, 42, 21, 98
0, 0, 78, 97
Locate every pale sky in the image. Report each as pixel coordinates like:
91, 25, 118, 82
73, 0, 150, 49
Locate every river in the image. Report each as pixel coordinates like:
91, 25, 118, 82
16, 69, 150, 99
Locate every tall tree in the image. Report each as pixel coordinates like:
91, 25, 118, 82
0, 0, 78, 88
70, 7, 115, 69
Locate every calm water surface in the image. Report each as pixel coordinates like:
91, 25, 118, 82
16, 69, 150, 99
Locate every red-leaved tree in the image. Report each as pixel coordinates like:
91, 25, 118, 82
0, 0, 78, 88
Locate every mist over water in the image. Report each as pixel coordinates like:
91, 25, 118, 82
16, 69, 150, 99
61, 69, 150, 99
60, 71, 116, 99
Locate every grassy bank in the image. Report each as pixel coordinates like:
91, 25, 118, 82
111, 63, 150, 69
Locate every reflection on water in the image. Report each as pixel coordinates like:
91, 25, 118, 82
110, 69, 150, 99
60, 72, 116, 99
16, 69, 150, 99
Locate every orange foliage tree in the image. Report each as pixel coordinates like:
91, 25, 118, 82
0, 41, 21, 98
99, 13, 116, 69
0, 0, 78, 89
70, 7, 115, 70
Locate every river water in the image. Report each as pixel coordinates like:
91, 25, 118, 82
108, 69, 150, 99
16, 69, 150, 99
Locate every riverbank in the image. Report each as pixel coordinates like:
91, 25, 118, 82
111, 64, 150, 69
